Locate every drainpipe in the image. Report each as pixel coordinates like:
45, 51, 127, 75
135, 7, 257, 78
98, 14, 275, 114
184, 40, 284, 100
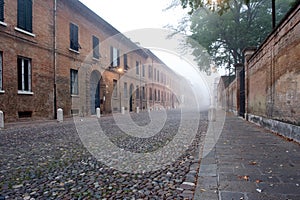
53, 0, 57, 119
272, 0, 276, 29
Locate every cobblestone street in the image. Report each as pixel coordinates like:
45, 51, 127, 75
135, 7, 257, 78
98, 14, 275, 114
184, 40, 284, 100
0, 110, 208, 200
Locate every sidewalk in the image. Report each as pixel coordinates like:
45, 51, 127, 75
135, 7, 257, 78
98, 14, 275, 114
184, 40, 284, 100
194, 114, 300, 200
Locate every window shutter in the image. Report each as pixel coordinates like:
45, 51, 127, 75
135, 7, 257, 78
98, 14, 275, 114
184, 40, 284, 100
0, 0, 4, 21
17, 58, 22, 90
70, 24, 79, 51
117, 49, 120, 66
24, 59, 29, 91
70, 24, 74, 49
93, 36, 99, 59
110, 46, 113, 66
74, 25, 78, 50
25, 0, 33, 32
18, 0, 25, 30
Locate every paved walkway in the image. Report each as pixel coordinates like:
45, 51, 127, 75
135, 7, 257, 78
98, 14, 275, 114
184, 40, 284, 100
194, 114, 300, 200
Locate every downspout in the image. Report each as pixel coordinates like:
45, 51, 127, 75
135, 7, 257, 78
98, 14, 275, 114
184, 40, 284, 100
53, 0, 57, 119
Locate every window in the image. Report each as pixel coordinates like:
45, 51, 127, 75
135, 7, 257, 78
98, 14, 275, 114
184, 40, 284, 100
136, 86, 139, 99
92, 36, 99, 59
70, 69, 78, 95
17, 0, 32, 32
124, 82, 128, 98
136, 61, 139, 75
124, 54, 129, 71
0, 52, 2, 91
142, 65, 145, 77
0, 0, 4, 22
17, 57, 31, 92
110, 47, 120, 67
158, 90, 160, 101
70, 23, 79, 51
157, 70, 160, 82
142, 86, 145, 99
148, 65, 152, 79
149, 88, 152, 100
154, 89, 157, 101
113, 79, 117, 97
154, 68, 156, 81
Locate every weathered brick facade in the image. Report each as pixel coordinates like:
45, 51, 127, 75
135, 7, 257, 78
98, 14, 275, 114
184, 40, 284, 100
0, 0, 55, 121
0, 0, 180, 122
245, 4, 300, 125
218, 3, 300, 142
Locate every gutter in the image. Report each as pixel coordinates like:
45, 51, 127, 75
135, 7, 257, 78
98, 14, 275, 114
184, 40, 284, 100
53, 0, 57, 119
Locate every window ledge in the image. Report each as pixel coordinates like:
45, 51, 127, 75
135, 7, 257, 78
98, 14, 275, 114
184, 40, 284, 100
71, 94, 79, 98
69, 48, 80, 54
0, 90, 5, 94
18, 91, 34, 95
92, 57, 100, 62
15, 27, 36, 37
0, 21, 7, 27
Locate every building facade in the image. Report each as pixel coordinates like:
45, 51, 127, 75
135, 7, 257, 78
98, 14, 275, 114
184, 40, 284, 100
0, 0, 180, 122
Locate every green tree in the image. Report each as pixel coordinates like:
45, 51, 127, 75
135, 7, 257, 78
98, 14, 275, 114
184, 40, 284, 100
176, 0, 296, 74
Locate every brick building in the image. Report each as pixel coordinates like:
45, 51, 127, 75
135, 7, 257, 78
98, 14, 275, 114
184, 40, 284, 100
0, 0, 180, 122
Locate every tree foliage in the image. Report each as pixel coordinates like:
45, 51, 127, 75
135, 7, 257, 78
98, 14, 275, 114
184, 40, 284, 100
176, 0, 297, 74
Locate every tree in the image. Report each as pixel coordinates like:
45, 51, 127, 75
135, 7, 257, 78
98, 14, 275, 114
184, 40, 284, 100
174, 0, 296, 74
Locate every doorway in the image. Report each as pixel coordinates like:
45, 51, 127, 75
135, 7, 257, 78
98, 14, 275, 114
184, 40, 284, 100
90, 70, 100, 115
129, 84, 134, 112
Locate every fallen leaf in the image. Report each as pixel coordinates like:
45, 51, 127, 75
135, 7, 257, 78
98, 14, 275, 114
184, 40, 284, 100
238, 175, 249, 181
249, 161, 257, 165
255, 179, 262, 183
200, 188, 206, 192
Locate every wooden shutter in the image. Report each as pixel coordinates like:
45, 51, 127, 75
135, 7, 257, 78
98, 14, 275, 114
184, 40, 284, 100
0, 0, 4, 21
70, 24, 74, 49
25, 0, 33, 32
74, 25, 78, 50
17, 0, 25, 30
70, 24, 79, 51
93, 36, 99, 59
110, 46, 113, 66
117, 49, 120, 66
17, 58, 23, 90
17, 0, 32, 32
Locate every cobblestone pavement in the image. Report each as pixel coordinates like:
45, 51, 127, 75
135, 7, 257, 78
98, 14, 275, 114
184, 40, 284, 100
194, 114, 300, 200
0, 110, 208, 200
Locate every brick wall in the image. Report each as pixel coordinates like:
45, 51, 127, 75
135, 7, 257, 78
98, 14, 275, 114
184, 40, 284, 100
0, 0, 54, 122
246, 4, 300, 125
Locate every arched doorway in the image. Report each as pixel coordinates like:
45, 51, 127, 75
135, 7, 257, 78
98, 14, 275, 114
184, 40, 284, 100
90, 70, 101, 115
129, 83, 134, 112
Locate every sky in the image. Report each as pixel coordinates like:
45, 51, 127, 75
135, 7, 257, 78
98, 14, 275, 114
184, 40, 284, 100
78, 0, 186, 32
78, 0, 216, 107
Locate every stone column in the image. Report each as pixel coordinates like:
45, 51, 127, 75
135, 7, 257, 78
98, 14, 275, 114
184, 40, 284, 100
243, 47, 257, 120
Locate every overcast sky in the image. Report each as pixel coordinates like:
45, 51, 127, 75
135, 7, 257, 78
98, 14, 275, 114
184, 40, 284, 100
78, 0, 216, 107
78, 0, 185, 32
